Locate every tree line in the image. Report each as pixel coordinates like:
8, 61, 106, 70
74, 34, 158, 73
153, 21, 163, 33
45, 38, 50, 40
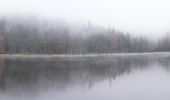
0, 16, 169, 54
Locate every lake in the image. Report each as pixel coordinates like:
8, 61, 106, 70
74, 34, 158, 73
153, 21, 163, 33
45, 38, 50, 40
0, 54, 170, 100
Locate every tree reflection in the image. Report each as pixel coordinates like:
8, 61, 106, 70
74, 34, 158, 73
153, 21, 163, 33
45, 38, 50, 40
0, 55, 169, 93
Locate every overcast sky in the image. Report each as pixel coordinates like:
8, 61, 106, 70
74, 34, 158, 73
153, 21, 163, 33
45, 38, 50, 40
0, 0, 170, 38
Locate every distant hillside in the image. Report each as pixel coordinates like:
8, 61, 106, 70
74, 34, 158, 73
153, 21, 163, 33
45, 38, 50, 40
0, 16, 169, 54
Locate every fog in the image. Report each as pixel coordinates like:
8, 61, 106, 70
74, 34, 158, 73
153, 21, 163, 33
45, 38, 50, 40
0, 0, 170, 38
1, 1, 170, 100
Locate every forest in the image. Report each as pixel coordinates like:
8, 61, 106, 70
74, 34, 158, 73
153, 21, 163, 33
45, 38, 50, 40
0, 16, 170, 54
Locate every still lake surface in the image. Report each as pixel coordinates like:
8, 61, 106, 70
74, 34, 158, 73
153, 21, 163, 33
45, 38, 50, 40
0, 54, 170, 100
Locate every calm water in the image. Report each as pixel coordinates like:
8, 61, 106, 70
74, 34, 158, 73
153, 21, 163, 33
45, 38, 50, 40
0, 55, 170, 100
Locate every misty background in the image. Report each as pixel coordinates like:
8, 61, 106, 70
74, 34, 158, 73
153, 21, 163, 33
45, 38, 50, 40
1, 0, 170, 38
0, 0, 170, 54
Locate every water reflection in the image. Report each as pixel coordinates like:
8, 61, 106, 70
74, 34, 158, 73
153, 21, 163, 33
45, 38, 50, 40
0, 55, 170, 100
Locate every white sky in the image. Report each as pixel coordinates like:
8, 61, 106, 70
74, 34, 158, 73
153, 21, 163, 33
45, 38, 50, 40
0, 0, 170, 38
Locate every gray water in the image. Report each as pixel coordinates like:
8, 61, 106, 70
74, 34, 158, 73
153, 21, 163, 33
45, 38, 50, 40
0, 55, 170, 100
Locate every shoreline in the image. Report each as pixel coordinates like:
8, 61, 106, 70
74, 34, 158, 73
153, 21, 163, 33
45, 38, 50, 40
0, 52, 170, 58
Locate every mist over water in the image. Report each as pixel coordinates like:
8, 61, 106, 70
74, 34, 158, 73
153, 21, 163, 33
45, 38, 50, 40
0, 55, 170, 100
0, 0, 170, 100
